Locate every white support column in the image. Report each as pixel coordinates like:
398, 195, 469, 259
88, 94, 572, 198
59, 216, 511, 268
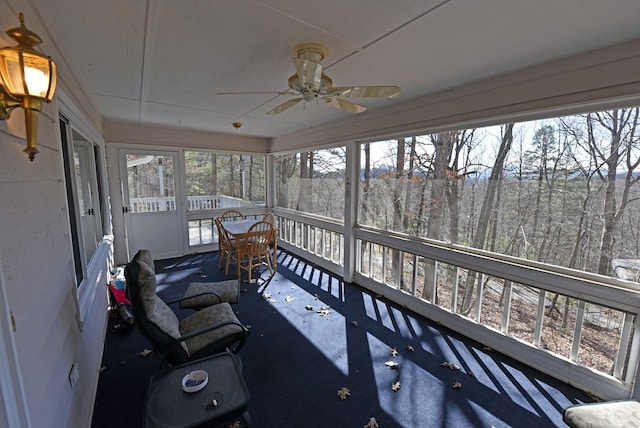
266, 154, 276, 211
343, 142, 359, 283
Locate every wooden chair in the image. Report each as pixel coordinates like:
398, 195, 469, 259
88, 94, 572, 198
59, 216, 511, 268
215, 218, 237, 275
262, 211, 274, 226
261, 212, 277, 269
220, 209, 245, 222
237, 220, 274, 283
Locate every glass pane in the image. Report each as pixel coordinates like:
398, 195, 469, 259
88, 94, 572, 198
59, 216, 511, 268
126, 154, 176, 213
274, 148, 345, 220
188, 219, 214, 246
185, 151, 265, 210
359, 107, 640, 279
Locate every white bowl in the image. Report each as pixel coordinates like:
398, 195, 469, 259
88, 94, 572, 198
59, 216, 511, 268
181, 370, 208, 393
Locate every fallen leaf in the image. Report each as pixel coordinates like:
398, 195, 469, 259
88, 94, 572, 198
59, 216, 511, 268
305, 305, 314, 311
139, 349, 152, 357
453, 381, 462, 389
391, 381, 401, 392
467, 371, 475, 377
390, 347, 399, 357
200, 274, 208, 278
351, 320, 359, 327
385, 360, 399, 370
314, 293, 320, 300
407, 345, 415, 352
228, 421, 242, 428
284, 296, 295, 303
440, 361, 460, 370
99, 366, 106, 373
337, 386, 351, 400
262, 292, 272, 300
317, 307, 331, 316
364, 417, 379, 428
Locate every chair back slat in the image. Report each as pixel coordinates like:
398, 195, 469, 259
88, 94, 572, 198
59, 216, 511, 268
220, 209, 245, 222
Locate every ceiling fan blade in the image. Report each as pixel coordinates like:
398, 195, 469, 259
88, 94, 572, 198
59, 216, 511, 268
293, 57, 322, 88
266, 98, 303, 115
326, 86, 401, 98
324, 97, 367, 114
217, 90, 298, 96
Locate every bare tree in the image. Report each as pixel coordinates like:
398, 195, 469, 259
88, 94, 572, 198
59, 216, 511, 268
461, 124, 514, 314
586, 108, 640, 274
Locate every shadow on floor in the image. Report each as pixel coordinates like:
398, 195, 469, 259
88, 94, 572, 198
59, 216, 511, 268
91, 250, 590, 427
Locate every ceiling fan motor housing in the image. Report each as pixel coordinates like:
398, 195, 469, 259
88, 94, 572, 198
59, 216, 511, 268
288, 72, 333, 99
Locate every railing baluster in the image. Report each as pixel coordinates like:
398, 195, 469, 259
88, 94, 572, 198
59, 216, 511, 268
571, 301, 586, 362
502, 280, 512, 334
615, 313, 633, 379
451, 266, 459, 313
474, 273, 484, 322
534, 290, 546, 347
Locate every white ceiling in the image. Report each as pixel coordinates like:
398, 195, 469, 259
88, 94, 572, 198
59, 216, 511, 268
28, 0, 640, 138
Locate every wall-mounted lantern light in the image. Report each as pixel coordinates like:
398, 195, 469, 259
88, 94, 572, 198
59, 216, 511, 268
0, 13, 57, 161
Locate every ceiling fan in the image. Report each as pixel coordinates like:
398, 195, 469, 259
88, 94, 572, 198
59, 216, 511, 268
217, 43, 401, 115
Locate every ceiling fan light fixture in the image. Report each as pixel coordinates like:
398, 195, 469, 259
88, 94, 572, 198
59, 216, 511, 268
301, 90, 316, 102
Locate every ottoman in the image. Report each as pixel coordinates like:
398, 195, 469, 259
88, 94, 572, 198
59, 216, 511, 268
179, 280, 240, 309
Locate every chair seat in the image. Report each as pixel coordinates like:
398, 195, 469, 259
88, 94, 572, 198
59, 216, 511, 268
180, 280, 239, 309
563, 400, 640, 428
180, 302, 245, 358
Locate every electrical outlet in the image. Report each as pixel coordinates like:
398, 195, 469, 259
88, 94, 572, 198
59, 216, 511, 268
69, 363, 79, 388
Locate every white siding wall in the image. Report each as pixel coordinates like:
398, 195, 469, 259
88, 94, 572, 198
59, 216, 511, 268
0, 5, 111, 427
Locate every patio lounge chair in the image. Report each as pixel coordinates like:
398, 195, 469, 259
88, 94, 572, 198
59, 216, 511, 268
125, 249, 249, 365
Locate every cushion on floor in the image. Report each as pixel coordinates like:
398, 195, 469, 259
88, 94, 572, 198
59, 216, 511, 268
563, 400, 640, 428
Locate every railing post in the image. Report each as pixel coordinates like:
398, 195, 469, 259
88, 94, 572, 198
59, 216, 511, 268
343, 143, 359, 283
266, 154, 275, 211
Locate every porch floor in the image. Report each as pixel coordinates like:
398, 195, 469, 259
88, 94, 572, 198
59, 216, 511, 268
91, 250, 593, 427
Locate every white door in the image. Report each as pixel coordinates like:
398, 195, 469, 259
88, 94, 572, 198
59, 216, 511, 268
120, 150, 184, 259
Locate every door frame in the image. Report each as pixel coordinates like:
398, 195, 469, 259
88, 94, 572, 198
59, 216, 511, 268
119, 148, 186, 259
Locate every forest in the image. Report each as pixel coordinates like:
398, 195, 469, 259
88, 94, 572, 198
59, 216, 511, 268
276, 107, 640, 278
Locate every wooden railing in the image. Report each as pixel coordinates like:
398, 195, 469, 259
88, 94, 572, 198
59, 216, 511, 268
273, 209, 640, 401
129, 195, 256, 213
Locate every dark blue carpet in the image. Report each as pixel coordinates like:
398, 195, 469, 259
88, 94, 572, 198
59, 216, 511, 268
92, 250, 591, 427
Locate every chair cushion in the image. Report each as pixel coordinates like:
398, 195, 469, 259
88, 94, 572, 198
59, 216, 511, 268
131, 250, 186, 354
135, 250, 158, 303
180, 302, 244, 357
563, 400, 640, 427
180, 280, 240, 309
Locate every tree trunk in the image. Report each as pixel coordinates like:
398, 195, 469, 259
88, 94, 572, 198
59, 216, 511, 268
461, 124, 514, 314
422, 132, 455, 301
392, 140, 405, 288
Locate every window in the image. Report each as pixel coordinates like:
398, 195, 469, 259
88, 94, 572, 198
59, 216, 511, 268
185, 151, 265, 247
359, 106, 640, 276
185, 151, 265, 210
274, 147, 346, 220
60, 116, 105, 284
